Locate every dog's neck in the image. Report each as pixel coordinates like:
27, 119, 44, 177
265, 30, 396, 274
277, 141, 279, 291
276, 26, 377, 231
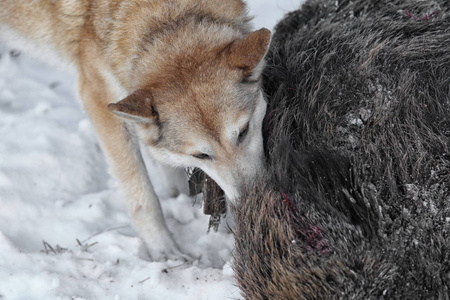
91, 0, 252, 91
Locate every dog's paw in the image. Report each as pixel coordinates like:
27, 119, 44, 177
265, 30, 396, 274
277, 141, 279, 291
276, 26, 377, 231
147, 242, 191, 262
142, 231, 192, 262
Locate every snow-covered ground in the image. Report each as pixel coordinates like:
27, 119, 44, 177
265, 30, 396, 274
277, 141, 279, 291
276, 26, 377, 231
0, 1, 302, 299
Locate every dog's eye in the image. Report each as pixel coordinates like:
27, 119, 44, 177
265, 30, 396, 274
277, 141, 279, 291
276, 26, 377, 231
238, 123, 249, 143
193, 153, 212, 160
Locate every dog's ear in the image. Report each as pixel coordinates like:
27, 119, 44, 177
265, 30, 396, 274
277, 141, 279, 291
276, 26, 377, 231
107, 89, 159, 124
227, 28, 272, 78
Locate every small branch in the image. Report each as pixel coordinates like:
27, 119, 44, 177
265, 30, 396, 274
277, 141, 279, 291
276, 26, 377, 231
138, 277, 151, 284
81, 225, 130, 244
41, 241, 67, 255
76, 238, 98, 251
161, 261, 191, 273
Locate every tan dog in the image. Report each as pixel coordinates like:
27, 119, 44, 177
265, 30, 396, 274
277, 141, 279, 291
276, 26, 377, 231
0, 0, 271, 260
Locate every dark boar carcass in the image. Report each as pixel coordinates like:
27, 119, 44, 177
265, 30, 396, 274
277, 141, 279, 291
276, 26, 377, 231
233, 0, 450, 299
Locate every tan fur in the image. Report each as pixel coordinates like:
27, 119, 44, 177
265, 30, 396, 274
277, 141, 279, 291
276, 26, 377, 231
0, 0, 271, 260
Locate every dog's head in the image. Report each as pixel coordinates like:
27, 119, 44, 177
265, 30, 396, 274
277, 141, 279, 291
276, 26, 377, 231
108, 28, 271, 200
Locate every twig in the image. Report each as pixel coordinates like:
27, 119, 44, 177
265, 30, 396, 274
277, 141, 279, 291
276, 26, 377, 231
161, 261, 191, 273
138, 277, 151, 284
74, 257, 95, 262
81, 225, 130, 243
76, 238, 98, 250
41, 241, 67, 255
42, 241, 55, 254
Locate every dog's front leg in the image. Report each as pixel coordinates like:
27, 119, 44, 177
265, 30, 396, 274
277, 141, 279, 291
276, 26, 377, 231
77, 67, 186, 261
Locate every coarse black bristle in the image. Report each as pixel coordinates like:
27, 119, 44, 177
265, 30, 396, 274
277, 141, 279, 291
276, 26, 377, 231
232, 0, 450, 299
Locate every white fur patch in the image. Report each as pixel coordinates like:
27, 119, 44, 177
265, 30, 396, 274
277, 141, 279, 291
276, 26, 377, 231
100, 67, 129, 101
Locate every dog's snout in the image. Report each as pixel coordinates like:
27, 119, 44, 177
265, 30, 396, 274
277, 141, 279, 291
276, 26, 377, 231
222, 184, 240, 202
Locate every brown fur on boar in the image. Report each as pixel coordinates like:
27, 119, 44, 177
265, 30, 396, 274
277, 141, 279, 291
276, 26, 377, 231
233, 0, 450, 298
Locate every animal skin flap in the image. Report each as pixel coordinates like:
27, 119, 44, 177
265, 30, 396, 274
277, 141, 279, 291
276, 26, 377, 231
202, 176, 226, 216
187, 168, 227, 232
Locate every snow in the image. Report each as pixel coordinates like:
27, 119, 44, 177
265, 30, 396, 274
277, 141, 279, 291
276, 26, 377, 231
0, 1, 302, 299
